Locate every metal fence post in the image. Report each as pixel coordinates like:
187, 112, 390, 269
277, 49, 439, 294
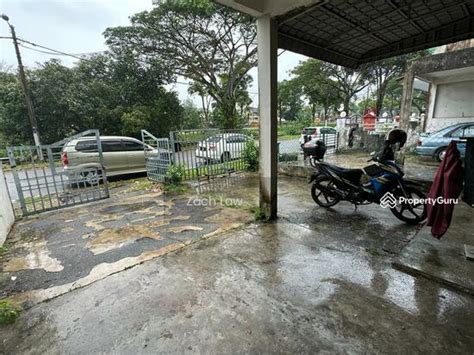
94, 130, 109, 198
7, 147, 27, 216
169, 131, 176, 165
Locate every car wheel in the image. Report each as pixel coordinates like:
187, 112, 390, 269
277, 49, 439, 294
80, 168, 102, 186
221, 152, 231, 163
435, 147, 447, 162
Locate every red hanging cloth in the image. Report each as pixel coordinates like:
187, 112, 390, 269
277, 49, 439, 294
426, 141, 464, 239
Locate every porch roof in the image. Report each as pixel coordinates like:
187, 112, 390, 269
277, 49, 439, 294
216, 0, 474, 68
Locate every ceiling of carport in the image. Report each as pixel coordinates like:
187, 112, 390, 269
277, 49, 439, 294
275, 0, 474, 68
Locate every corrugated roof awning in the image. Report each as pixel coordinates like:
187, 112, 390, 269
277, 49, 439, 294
217, 0, 474, 68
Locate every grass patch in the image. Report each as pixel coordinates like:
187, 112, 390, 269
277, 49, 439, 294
0, 245, 9, 256
252, 207, 267, 221
163, 183, 191, 195
0, 300, 20, 326
278, 134, 299, 141
181, 159, 246, 180
125, 179, 155, 192
2, 161, 49, 172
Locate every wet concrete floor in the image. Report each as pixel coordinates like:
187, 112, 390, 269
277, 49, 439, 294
282, 150, 439, 183
1, 174, 473, 353
0, 186, 252, 307
1, 222, 473, 353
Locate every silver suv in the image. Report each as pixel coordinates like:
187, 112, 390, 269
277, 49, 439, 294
62, 136, 151, 182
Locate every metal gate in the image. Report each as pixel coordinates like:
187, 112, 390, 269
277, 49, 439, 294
4, 130, 109, 217
170, 129, 257, 180
322, 132, 338, 154
141, 130, 172, 182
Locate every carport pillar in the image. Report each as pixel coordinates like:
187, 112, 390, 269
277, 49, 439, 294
400, 65, 415, 132
398, 64, 415, 164
257, 14, 278, 220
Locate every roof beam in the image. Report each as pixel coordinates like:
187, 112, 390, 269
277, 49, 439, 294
386, 0, 424, 33
359, 16, 474, 63
278, 32, 359, 68
277, 0, 328, 26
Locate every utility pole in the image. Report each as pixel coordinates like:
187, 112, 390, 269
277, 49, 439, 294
1, 14, 43, 159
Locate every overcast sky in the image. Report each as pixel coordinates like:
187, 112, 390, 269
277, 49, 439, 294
0, 0, 308, 107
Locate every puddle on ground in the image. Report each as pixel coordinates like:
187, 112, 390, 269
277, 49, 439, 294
3, 240, 63, 273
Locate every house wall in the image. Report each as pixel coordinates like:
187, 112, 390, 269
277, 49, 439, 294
0, 164, 14, 245
425, 80, 474, 132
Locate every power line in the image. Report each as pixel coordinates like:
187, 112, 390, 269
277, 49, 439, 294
16, 37, 90, 61
1, 35, 105, 61
4, 36, 261, 97
19, 43, 65, 56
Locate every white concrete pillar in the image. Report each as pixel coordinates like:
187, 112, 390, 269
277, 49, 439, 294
257, 14, 278, 219
400, 66, 415, 133
398, 65, 415, 164
0, 164, 14, 245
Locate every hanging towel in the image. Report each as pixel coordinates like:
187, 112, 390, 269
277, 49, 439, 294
426, 141, 464, 239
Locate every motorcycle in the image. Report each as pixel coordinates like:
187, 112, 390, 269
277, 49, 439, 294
303, 133, 427, 225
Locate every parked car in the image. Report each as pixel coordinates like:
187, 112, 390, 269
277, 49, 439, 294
62, 136, 157, 183
415, 122, 474, 161
195, 133, 251, 163
298, 126, 337, 147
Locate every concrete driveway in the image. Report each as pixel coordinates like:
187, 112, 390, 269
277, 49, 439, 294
1, 174, 473, 353
0, 183, 252, 307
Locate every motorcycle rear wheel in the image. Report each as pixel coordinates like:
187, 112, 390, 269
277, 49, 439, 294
390, 186, 427, 225
311, 176, 341, 207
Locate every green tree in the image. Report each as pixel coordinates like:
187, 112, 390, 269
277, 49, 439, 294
0, 55, 183, 144
278, 79, 303, 122
366, 51, 428, 115
104, 0, 257, 129
323, 63, 371, 115
291, 59, 339, 120
0, 71, 29, 144
181, 99, 202, 129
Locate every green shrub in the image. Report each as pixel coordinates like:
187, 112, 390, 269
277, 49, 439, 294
242, 140, 258, 172
242, 128, 258, 140
0, 300, 20, 326
279, 124, 301, 136
252, 207, 267, 221
166, 164, 186, 185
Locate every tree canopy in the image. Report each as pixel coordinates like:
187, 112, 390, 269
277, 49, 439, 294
0, 56, 184, 145
104, 0, 257, 129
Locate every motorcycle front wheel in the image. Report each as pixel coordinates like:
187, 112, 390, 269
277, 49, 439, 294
311, 176, 341, 207
390, 186, 427, 225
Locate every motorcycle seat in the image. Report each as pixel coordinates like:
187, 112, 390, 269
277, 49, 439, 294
323, 163, 363, 183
